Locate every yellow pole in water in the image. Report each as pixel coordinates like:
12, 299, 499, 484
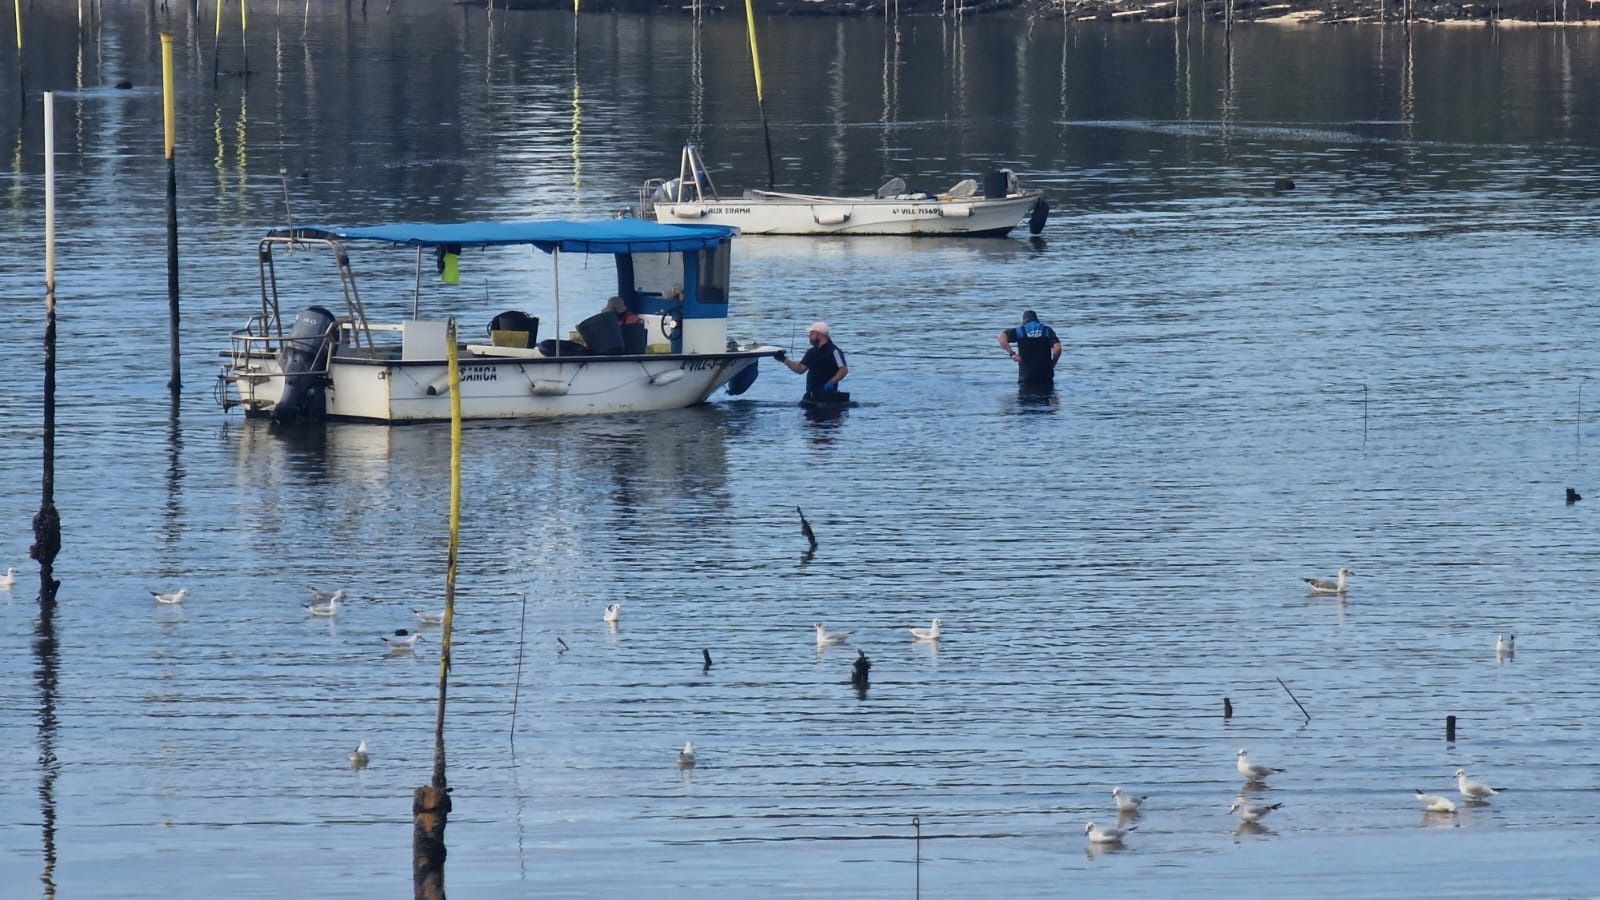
162, 33, 182, 393
743, 0, 775, 189
12, 0, 20, 48
415, 317, 460, 899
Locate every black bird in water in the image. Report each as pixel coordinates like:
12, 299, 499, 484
797, 506, 818, 550
851, 650, 871, 691
1567, 487, 1582, 504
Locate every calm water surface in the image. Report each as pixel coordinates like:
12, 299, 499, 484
2, 4, 1600, 896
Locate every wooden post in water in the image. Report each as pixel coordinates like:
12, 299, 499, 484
1445, 715, 1456, 742
162, 33, 182, 394
31, 91, 61, 590
415, 317, 462, 900
1223, 697, 1233, 719
12, 0, 23, 110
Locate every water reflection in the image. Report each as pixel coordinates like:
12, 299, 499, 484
34, 582, 61, 900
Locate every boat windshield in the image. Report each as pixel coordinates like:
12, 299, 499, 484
696, 243, 730, 305
632, 252, 685, 300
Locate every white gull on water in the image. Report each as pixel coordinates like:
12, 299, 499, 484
0, 567, 15, 588
381, 630, 424, 651
1496, 634, 1515, 657
1303, 568, 1353, 594
413, 608, 445, 625
1456, 769, 1497, 799
305, 590, 344, 617
1084, 822, 1132, 844
814, 623, 851, 646
908, 618, 942, 641
677, 741, 696, 769
1228, 800, 1282, 823
1112, 787, 1146, 813
151, 588, 188, 605
1414, 789, 1457, 813
349, 741, 370, 768
603, 603, 622, 623
1236, 748, 1283, 782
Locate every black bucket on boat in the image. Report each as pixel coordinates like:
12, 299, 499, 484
273, 305, 337, 425
488, 310, 539, 347
576, 311, 624, 355
982, 170, 1010, 199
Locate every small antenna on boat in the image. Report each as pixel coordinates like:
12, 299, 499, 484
279, 167, 296, 250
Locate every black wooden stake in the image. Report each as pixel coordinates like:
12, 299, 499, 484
1275, 677, 1310, 723
1445, 715, 1456, 742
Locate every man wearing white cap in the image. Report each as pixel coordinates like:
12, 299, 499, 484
777, 321, 848, 401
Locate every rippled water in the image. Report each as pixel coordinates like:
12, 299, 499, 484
3, 4, 1600, 896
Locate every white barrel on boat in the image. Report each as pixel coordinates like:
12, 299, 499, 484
941, 204, 972, 218
812, 208, 851, 226
649, 369, 686, 387
531, 380, 570, 396
670, 205, 708, 219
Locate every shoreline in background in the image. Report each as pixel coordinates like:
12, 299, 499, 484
463, 0, 1599, 25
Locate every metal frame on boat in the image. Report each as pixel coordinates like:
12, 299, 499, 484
642, 145, 1049, 237
216, 220, 781, 424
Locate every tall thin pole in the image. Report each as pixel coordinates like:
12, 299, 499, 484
32, 91, 61, 588
414, 317, 461, 900
744, 0, 776, 189
163, 33, 182, 394
13, 0, 23, 110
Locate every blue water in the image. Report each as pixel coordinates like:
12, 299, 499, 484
2, 4, 1600, 896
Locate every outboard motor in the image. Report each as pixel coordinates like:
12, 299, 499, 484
273, 305, 337, 425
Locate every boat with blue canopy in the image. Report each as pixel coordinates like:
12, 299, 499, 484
216, 219, 781, 423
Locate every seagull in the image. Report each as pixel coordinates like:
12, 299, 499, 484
677, 741, 696, 769
1455, 769, 1497, 800
1496, 634, 1515, 657
1228, 800, 1283, 823
909, 618, 942, 642
308, 585, 344, 604
349, 740, 370, 768
381, 629, 424, 651
1414, 789, 1457, 813
1237, 748, 1284, 782
797, 506, 817, 550
0, 567, 16, 588
1112, 787, 1146, 814
1303, 568, 1353, 594
151, 588, 189, 605
305, 590, 345, 617
814, 623, 851, 647
1084, 822, 1133, 844
413, 608, 445, 626
603, 603, 622, 623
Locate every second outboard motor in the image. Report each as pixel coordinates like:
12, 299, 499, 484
273, 305, 337, 425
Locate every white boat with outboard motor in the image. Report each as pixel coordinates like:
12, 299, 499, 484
642, 145, 1049, 238
216, 219, 782, 424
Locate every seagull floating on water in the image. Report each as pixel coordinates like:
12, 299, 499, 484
0, 567, 16, 588
349, 740, 370, 768
1237, 748, 1284, 782
909, 618, 942, 641
603, 603, 622, 623
1455, 769, 1497, 800
413, 608, 445, 626
1228, 800, 1283, 823
1414, 789, 1457, 813
677, 741, 696, 769
305, 590, 345, 617
1112, 787, 1146, 814
1303, 568, 1353, 594
1084, 822, 1133, 844
381, 629, 424, 651
151, 588, 188, 605
1496, 634, 1515, 657
814, 623, 851, 647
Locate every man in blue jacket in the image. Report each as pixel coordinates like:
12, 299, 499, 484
997, 310, 1061, 389
779, 322, 848, 401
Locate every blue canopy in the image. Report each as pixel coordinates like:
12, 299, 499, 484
267, 220, 737, 254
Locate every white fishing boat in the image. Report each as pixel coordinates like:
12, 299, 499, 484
642, 145, 1050, 238
216, 220, 781, 424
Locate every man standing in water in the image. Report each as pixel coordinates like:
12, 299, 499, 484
778, 322, 849, 401
997, 310, 1061, 389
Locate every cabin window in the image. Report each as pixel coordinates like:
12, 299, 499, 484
631, 252, 685, 300
696, 243, 729, 305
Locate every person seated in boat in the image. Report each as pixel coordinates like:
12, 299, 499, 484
778, 322, 848, 401
600, 296, 648, 354
997, 309, 1061, 389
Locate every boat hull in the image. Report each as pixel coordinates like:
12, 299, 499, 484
653, 191, 1041, 237
226, 349, 774, 423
